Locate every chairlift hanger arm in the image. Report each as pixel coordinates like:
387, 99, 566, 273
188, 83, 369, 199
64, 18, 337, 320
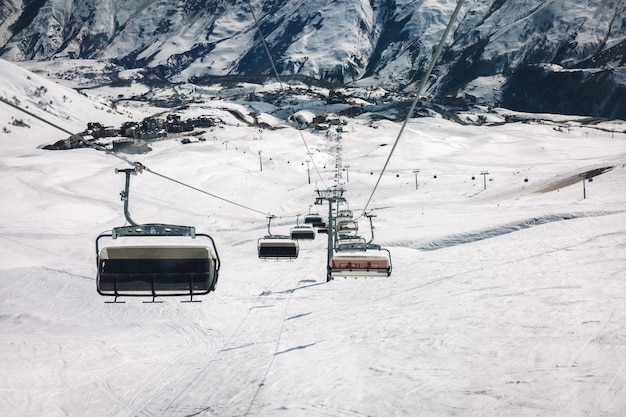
117, 167, 140, 227
110, 167, 198, 238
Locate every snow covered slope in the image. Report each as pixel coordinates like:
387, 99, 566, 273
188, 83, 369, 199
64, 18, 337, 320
0, 58, 134, 142
1, 55, 626, 417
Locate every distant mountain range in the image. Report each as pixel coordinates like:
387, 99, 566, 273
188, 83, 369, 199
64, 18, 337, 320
1, 0, 625, 118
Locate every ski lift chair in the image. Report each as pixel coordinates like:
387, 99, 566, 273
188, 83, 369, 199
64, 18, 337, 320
290, 225, 316, 240
337, 209, 353, 219
96, 167, 220, 303
328, 212, 392, 278
257, 215, 299, 259
337, 219, 358, 236
304, 213, 323, 225
335, 235, 367, 250
329, 248, 392, 278
258, 236, 299, 258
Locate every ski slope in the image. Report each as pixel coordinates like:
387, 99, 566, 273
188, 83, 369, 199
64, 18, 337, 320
1, 60, 626, 416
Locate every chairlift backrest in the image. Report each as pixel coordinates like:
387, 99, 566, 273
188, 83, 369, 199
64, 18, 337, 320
95, 168, 221, 301
337, 209, 353, 218
291, 225, 316, 240
329, 247, 392, 278
97, 244, 219, 297
304, 214, 323, 224
258, 236, 299, 259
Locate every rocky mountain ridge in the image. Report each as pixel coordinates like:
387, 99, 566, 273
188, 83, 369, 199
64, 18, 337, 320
1, 0, 625, 118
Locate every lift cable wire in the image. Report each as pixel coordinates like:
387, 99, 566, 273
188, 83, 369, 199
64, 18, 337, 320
138, 165, 269, 216
244, 0, 283, 90
358, 0, 465, 219
245, 1, 328, 189
0, 96, 135, 166
0, 96, 271, 217
297, 127, 328, 189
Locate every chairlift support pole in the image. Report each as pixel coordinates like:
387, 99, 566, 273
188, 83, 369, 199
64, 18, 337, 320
481, 171, 489, 190
305, 159, 311, 184
581, 175, 591, 199
328, 200, 335, 280
316, 187, 345, 282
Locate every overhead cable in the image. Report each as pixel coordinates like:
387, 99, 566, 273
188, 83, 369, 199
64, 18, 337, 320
297, 127, 328, 189
358, 0, 465, 218
0, 96, 270, 217
0, 96, 135, 166
244, 0, 283, 90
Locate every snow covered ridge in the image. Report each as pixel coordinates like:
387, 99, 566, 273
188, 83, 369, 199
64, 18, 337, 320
1, 0, 625, 118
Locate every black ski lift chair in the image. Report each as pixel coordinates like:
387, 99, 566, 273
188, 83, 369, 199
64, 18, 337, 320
304, 212, 325, 228
291, 225, 316, 240
304, 213, 322, 224
258, 215, 299, 259
96, 166, 220, 303
290, 214, 316, 240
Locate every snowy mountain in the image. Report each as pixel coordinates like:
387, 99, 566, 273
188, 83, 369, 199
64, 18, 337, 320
1, 0, 625, 118
2, 47, 626, 416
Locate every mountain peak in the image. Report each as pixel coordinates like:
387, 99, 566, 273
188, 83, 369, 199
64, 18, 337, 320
1, 0, 625, 118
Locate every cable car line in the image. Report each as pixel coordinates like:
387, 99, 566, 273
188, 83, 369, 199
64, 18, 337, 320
0, 96, 135, 167
358, 0, 465, 218
257, 215, 300, 259
2, 95, 323, 238
138, 163, 269, 216
296, 127, 328, 189
243, 2, 329, 189
3, 92, 325, 220
1, 96, 276, 218
244, 0, 283, 90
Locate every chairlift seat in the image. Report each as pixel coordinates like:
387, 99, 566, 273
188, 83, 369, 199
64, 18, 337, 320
337, 220, 358, 230
304, 214, 323, 225
290, 226, 316, 240
95, 168, 221, 301
337, 210, 353, 219
97, 245, 218, 296
258, 236, 299, 259
336, 237, 367, 250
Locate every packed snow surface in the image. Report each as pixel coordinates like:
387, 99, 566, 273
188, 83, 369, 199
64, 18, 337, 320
1, 59, 626, 416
